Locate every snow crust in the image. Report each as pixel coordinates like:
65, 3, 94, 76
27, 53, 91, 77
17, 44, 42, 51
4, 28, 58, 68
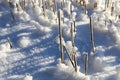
0, 0, 120, 80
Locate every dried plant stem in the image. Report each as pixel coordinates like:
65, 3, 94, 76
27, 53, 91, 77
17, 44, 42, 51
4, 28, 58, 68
31, 0, 35, 8
105, 20, 107, 27
74, 54, 77, 72
63, 45, 75, 67
47, 0, 50, 9
42, 0, 45, 17
63, 0, 64, 3
107, 0, 109, 8
8, 1, 15, 21
111, 3, 114, 16
53, 0, 56, 14
71, 22, 77, 72
71, 23, 74, 47
20, 0, 25, 10
74, 21, 76, 32
23, 0, 25, 10
84, 3, 87, 14
16, 3, 19, 11
90, 17, 95, 53
7, 37, 12, 49
58, 11, 64, 63
70, 2, 72, 15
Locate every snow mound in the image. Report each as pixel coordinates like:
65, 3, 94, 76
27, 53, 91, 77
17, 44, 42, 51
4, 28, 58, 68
79, 13, 89, 21
0, 40, 11, 52
18, 36, 31, 48
108, 24, 120, 46
54, 60, 90, 80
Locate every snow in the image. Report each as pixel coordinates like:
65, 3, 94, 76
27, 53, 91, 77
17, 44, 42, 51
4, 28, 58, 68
54, 61, 90, 80
18, 36, 31, 48
0, 0, 120, 80
7, 74, 33, 80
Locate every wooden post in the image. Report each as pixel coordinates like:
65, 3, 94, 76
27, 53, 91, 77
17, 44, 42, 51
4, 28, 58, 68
90, 17, 95, 53
84, 53, 88, 75
58, 11, 64, 63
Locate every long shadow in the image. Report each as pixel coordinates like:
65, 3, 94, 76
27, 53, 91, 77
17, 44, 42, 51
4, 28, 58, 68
0, 11, 11, 27
75, 23, 91, 53
2, 44, 59, 78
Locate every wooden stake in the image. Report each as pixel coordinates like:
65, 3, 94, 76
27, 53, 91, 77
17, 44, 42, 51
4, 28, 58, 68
58, 11, 64, 63
90, 17, 95, 53
84, 53, 88, 75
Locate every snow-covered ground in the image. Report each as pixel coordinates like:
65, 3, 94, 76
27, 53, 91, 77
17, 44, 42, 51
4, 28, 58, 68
0, 0, 120, 80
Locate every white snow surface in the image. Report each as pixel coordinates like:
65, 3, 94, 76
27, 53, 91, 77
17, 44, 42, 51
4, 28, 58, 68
0, 0, 120, 80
